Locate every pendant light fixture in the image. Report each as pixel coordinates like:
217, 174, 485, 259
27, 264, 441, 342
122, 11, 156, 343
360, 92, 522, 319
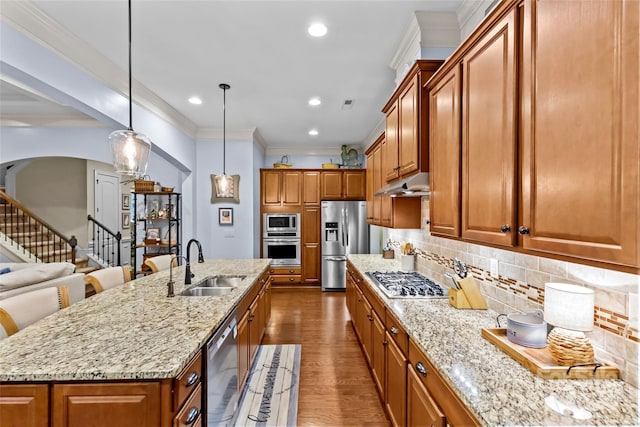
108, 0, 151, 177
213, 83, 235, 198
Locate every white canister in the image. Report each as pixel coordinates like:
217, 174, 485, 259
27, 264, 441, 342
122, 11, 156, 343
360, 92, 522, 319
400, 254, 415, 271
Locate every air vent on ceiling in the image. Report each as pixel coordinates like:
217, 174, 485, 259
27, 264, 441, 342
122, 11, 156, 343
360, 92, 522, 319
341, 99, 354, 110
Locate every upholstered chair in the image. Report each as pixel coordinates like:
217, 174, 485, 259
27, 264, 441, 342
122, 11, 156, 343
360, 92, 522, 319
84, 266, 132, 294
143, 254, 177, 273
0, 285, 71, 339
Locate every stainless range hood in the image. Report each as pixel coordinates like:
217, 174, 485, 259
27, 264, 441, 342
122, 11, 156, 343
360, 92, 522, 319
374, 172, 430, 197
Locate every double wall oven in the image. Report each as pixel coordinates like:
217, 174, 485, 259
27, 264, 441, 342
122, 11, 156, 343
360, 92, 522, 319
262, 213, 301, 266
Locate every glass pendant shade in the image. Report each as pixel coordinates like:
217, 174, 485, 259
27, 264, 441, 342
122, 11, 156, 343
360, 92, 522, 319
109, 129, 151, 177
213, 174, 235, 198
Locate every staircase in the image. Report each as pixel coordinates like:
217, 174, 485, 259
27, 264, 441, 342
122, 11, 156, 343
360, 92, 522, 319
0, 190, 87, 269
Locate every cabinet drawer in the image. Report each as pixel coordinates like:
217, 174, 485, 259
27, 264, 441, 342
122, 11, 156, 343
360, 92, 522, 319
408, 339, 479, 426
269, 267, 301, 275
270, 275, 302, 284
173, 352, 202, 411
173, 383, 202, 427
385, 310, 409, 355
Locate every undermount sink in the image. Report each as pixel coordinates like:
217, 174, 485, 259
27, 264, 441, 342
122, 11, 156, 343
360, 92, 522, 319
196, 275, 246, 288
180, 286, 235, 297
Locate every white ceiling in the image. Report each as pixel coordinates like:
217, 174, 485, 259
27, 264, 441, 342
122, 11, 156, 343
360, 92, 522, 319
1, 0, 466, 151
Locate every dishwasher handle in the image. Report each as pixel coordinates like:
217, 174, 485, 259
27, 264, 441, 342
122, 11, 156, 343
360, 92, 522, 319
208, 317, 238, 352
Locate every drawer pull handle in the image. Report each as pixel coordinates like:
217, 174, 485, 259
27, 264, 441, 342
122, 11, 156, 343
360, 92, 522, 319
415, 362, 427, 377
289, 277, 295, 281
390, 326, 399, 336
185, 407, 200, 425
500, 224, 511, 233
289, 269, 294, 273
185, 372, 199, 387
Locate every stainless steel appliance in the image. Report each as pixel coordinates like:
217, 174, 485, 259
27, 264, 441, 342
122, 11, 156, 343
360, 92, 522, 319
207, 312, 239, 426
263, 213, 300, 236
262, 213, 301, 267
321, 201, 369, 291
366, 271, 447, 298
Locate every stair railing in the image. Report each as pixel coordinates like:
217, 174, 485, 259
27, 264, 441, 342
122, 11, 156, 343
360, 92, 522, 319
0, 191, 77, 263
87, 215, 122, 267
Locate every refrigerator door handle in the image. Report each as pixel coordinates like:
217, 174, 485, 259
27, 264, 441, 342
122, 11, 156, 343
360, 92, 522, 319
341, 208, 346, 247
326, 257, 346, 262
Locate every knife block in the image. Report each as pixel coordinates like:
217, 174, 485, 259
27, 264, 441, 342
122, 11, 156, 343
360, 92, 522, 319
448, 276, 487, 309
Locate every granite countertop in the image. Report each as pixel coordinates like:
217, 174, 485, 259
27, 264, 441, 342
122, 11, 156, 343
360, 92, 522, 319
0, 259, 270, 382
348, 254, 639, 427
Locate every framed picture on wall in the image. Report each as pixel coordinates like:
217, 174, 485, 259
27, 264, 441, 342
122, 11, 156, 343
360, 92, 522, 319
219, 208, 233, 226
122, 212, 130, 228
122, 194, 130, 209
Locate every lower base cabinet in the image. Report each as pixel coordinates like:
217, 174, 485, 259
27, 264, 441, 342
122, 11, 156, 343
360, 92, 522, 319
0, 384, 49, 427
407, 366, 445, 427
385, 333, 407, 427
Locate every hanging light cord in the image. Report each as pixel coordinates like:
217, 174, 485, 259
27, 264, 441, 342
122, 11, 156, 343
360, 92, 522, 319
219, 83, 230, 175
127, 0, 133, 131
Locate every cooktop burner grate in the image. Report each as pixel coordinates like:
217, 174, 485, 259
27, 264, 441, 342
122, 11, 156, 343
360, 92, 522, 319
366, 271, 447, 299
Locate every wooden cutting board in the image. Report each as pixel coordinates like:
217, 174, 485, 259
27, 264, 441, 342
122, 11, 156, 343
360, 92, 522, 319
481, 328, 619, 379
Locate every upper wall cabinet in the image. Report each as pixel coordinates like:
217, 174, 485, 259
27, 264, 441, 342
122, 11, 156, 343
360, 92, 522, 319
382, 61, 443, 183
520, 0, 639, 268
261, 170, 302, 209
428, 0, 639, 269
320, 170, 366, 200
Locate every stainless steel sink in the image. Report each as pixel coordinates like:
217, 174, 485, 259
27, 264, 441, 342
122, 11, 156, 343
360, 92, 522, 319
180, 286, 236, 297
196, 276, 246, 288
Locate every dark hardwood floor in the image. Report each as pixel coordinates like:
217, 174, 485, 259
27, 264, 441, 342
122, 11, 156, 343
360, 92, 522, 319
262, 287, 389, 426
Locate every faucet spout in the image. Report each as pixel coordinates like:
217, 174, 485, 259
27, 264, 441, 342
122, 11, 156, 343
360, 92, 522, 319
185, 239, 205, 285
168, 255, 188, 297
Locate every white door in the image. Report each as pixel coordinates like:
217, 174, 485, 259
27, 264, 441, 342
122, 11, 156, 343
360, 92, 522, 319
94, 171, 120, 264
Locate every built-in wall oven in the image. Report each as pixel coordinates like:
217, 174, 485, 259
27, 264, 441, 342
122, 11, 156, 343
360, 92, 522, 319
262, 213, 301, 267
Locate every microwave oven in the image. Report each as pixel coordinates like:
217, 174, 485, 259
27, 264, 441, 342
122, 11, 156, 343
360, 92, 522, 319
263, 213, 300, 237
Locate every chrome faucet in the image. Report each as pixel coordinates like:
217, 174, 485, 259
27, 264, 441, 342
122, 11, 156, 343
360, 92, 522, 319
185, 239, 205, 285
168, 255, 188, 297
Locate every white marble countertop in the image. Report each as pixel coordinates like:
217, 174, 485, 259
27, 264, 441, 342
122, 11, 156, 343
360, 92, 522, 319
0, 259, 270, 381
348, 254, 638, 427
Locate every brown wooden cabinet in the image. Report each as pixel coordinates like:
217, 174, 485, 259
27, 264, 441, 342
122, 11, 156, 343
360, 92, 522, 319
385, 332, 407, 427
371, 309, 386, 399
51, 382, 163, 427
461, 8, 517, 246
269, 266, 301, 285
365, 134, 422, 229
382, 60, 443, 183
261, 170, 302, 208
302, 171, 320, 205
427, 0, 639, 269
0, 384, 49, 427
301, 206, 320, 284
407, 365, 445, 427
320, 170, 366, 200
520, 0, 639, 267
237, 310, 250, 390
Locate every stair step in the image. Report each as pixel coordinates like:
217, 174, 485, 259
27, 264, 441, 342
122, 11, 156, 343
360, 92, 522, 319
76, 265, 101, 274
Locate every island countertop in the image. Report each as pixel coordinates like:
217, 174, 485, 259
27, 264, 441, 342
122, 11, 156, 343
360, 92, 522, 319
347, 254, 638, 427
0, 259, 270, 382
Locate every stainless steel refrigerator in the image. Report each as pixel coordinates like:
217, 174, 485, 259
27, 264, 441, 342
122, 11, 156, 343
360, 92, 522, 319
321, 200, 369, 291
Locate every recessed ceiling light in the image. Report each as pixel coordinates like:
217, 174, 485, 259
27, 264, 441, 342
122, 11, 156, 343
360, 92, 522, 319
308, 23, 327, 37
188, 96, 202, 105
308, 97, 321, 106
308, 129, 319, 136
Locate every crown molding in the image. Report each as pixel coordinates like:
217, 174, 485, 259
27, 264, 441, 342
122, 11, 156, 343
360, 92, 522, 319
252, 128, 267, 154
388, 15, 421, 86
196, 127, 258, 142
362, 117, 386, 152
0, 1, 198, 139
457, 0, 487, 32
415, 11, 461, 48
0, 114, 107, 128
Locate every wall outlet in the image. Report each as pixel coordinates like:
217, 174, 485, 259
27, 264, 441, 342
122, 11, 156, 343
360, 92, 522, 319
490, 258, 499, 276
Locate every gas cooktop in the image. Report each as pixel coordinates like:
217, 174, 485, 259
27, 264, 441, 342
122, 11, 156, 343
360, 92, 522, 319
366, 271, 447, 299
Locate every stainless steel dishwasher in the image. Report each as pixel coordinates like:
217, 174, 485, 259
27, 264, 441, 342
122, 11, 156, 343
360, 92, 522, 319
206, 312, 239, 426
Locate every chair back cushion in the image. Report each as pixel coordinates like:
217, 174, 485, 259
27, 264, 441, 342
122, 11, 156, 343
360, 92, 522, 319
0, 286, 69, 339
0, 263, 75, 291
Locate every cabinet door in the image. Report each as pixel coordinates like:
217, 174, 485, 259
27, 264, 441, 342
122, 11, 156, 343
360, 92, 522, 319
302, 206, 320, 284
0, 384, 49, 427
366, 152, 374, 221
261, 170, 282, 206
521, 0, 639, 267
303, 171, 320, 205
371, 310, 386, 400
281, 171, 302, 206
429, 64, 462, 237
52, 383, 161, 427
343, 170, 366, 199
248, 299, 261, 362
462, 9, 517, 246
398, 74, 420, 177
385, 332, 407, 427
384, 102, 400, 182
320, 171, 343, 199
407, 366, 446, 427
372, 142, 382, 223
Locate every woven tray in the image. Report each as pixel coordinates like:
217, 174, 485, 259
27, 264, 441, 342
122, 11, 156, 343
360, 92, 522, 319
135, 179, 154, 192
481, 328, 619, 379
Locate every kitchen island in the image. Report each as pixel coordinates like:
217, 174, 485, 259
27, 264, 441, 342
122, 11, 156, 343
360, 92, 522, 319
347, 254, 638, 426
0, 258, 270, 426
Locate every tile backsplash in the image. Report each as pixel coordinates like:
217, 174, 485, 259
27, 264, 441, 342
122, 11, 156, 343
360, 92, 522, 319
384, 197, 639, 387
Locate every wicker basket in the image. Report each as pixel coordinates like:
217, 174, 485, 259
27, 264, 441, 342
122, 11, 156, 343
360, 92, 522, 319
135, 177, 154, 192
